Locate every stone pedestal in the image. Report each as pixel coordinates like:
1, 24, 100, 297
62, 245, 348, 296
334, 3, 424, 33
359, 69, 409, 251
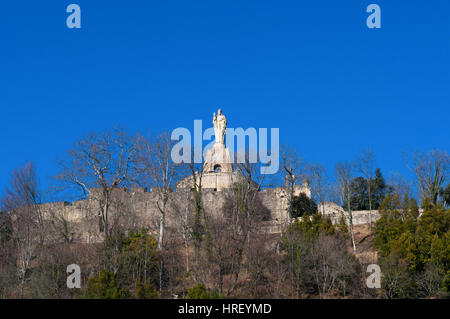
203, 143, 233, 173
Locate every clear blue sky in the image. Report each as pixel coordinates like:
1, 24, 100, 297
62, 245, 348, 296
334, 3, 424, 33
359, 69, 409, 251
0, 1, 449, 196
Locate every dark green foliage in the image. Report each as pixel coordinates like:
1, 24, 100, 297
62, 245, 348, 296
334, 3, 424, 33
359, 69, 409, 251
337, 214, 349, 236
349, 176, 369, 210
374, 194, 419, 259
0, 213, 12, 242
186, 283, 225, 299
192, 191, 204, 245
442, 270, 450, 294
186, 283, 209, 299
283, 213, 335, 243
440, 184, 450, 207
374, 194, 449, 298
312, 213, 335, 236
84, 270, 130, 299
291, 193, 317, 218
373, 168, 390, 208
95, 229, 160, 298
348, 168, 390, 211
136, 277, 157, 299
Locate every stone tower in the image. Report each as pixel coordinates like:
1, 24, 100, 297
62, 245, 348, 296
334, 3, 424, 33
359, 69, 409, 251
177, 109, 245, 191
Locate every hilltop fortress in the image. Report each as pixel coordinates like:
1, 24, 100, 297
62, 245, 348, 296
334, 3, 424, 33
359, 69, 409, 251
38, 110, 381, 243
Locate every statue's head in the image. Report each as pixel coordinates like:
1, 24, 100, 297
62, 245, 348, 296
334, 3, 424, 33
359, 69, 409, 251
218, 108, 222, 115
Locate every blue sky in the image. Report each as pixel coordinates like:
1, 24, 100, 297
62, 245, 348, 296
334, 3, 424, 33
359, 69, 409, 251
0, 1, 449, 196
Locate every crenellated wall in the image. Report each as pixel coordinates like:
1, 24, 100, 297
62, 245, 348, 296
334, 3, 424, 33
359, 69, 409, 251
37, 186, 381, 243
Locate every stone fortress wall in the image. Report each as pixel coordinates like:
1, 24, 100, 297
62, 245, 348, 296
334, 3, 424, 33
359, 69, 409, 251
37, 185, 382, 243
36, 109, 382, 242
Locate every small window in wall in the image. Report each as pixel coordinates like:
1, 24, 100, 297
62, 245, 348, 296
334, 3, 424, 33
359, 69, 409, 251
214, 164, 222, 173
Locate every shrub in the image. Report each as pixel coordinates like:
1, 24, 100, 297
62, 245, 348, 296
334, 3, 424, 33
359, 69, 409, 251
186, 283, 225, 299
291, 193, 317, 218
84, 270, 130, 299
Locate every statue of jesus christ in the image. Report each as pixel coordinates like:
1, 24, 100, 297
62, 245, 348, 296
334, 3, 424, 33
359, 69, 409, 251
213, 108, 226, 145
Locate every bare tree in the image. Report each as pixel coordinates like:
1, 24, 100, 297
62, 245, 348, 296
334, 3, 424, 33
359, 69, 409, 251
416, 263, 443, 298
310, 235, 363, 298
282, 224, 365, 298
204, 187, 268, 297
135, 132, 180, 250
411, 150, 449, 205
266, 243, 289, 298
356, 148, 375, 225
282, 222, 312, 298
235, 152, 268, 246
387, 172, 413, 202
235, 151, 267, 189
205, 215, 240, 294
280, 145, 303, 227
174, 156, 207, 275
335, 161, 356, 252
28, 241, 96, 299
135, 131, 181, 294
171, 189, 193, 273
380, 257, 415, 299
245, 232, 272, 298
306, 163, 328, 215
185, 157, 205, 270
1, 162, 44, 297
55, 128, 138, 237
221, 168, 270, 296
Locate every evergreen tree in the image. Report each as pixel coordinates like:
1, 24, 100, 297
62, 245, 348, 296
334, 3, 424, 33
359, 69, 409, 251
291, 193, 317, 218
374, 195, 449, 298
84, 270, 130, 299
186, 283, 224, 299
136, 277, 157, 299
440, 184, 450, 207
373, 168, 391, 208
348, 168, 390, 210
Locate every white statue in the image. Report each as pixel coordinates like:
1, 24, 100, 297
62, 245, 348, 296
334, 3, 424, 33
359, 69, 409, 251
213, 108, 227, 145
203, 108, 233, 174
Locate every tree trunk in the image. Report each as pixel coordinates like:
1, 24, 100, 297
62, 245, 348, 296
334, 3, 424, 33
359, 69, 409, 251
102, 191, 110, 236
347, 191, 356, 252
158, 211, 165, 250
368, 180, 372, 227
158, 210, 165, 292
184, 206, 190, 273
